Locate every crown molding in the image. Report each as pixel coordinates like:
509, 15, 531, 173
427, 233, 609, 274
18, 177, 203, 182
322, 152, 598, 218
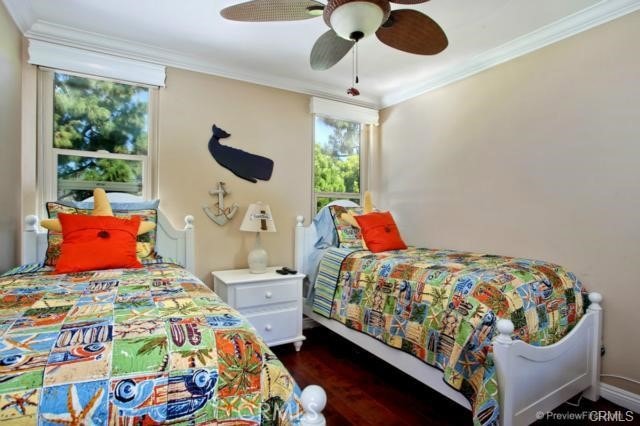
11, 0, 639, 110
380, 0, 640, 108
23, 20, 381, 109
2, 0, 35, 33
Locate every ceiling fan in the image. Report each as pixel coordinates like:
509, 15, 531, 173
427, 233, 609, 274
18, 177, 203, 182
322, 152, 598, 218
220, 0, 448, 95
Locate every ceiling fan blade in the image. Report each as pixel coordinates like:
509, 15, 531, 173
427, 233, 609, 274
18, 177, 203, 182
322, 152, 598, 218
221, 0, 325, 22
375, 9, 448, 55
310, 30, 355, 70
389, 0, 430, 4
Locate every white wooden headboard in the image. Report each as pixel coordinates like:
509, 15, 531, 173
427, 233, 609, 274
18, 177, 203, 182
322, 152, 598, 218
294, 215, 317, 276
22, 211, 195, 274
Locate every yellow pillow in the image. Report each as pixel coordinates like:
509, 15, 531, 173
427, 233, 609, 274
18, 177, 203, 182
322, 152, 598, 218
40, 188, 155, 236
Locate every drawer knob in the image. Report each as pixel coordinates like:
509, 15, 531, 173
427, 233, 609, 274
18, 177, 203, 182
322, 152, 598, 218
265, 324, 272, 331
265, 291, 273, 299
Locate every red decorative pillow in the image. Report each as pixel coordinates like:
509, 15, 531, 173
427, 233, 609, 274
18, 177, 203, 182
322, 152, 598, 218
354, 211, 407, 253
55, 213, 143, 274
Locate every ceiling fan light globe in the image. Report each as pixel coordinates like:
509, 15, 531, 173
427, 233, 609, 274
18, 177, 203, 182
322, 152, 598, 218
330, 1, 384, 41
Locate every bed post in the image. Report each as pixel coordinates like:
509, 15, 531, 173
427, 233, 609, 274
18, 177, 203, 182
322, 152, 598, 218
300, 385, 326, 426
294, 219, 327, 425
583, 292, 603, 401
493, 319, 515, 426
295, 215, 305, 273
183, 215, 195, 274
23, 215, 40, 264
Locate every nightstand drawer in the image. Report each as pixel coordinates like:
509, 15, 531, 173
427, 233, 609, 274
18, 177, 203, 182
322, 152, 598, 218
211, 268, 304, 350
234, 281, 298, 309
245, 308, 298, 344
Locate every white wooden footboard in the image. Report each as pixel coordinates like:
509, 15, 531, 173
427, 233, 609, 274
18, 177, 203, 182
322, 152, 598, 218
493, 293, 603, 426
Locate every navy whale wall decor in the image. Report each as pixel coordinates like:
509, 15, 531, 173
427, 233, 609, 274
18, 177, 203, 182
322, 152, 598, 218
207, 125, 274, 183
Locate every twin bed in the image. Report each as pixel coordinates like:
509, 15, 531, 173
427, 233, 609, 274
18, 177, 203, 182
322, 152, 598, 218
294, 203, 603, 426
8, 196, 604, 425
8, 199, 325, 426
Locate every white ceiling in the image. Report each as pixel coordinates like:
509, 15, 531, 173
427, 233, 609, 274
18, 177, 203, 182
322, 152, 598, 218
4, 0, 639, 107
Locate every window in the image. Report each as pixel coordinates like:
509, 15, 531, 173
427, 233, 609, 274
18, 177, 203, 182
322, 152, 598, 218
313, 116, 363, 212
38, 70, 157, 203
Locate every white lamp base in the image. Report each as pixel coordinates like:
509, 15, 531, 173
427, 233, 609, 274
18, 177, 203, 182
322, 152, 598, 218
248, 233, 268, 273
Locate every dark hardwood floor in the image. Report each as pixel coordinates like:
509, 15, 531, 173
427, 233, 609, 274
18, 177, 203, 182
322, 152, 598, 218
273, 327, 633, 426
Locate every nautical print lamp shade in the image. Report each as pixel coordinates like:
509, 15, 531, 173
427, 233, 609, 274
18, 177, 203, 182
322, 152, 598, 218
240, 202, 276, 273
240, 202, 276, 233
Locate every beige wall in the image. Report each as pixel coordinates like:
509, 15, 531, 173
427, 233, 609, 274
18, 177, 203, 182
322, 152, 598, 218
379, 11, 640, 393
158, 68, 312, 282
0, 3, 22, 271
15, 64, 312, 281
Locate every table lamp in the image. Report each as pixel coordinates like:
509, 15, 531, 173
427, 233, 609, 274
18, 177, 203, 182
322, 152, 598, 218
240, 202, 276, 273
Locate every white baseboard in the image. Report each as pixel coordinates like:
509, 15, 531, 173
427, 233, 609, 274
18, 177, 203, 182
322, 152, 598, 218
601, 383, 640, 414
303, 316, 319, 330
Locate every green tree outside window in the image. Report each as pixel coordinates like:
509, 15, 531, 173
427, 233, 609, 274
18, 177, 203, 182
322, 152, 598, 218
53, 73, 149, 201
314, 116, 361, 211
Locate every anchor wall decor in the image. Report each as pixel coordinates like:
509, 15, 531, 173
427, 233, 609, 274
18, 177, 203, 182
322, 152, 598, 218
203, 182, 239, 226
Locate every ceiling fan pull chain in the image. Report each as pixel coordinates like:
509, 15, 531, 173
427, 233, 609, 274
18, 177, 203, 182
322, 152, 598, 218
352, 43, 356, 87
355, 42, 359, 84
347, 41, 361, 96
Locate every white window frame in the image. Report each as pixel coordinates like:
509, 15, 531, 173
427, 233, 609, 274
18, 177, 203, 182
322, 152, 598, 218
311, 114, 369, 212
37, 68, 159, 213
309, 97, 378, 213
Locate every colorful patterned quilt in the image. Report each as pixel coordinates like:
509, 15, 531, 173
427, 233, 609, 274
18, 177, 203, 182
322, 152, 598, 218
313, 247, 585, 425
0, 263, 302, 425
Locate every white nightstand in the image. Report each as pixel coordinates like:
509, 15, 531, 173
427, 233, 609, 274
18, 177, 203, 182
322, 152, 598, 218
212, 267, 305, 351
